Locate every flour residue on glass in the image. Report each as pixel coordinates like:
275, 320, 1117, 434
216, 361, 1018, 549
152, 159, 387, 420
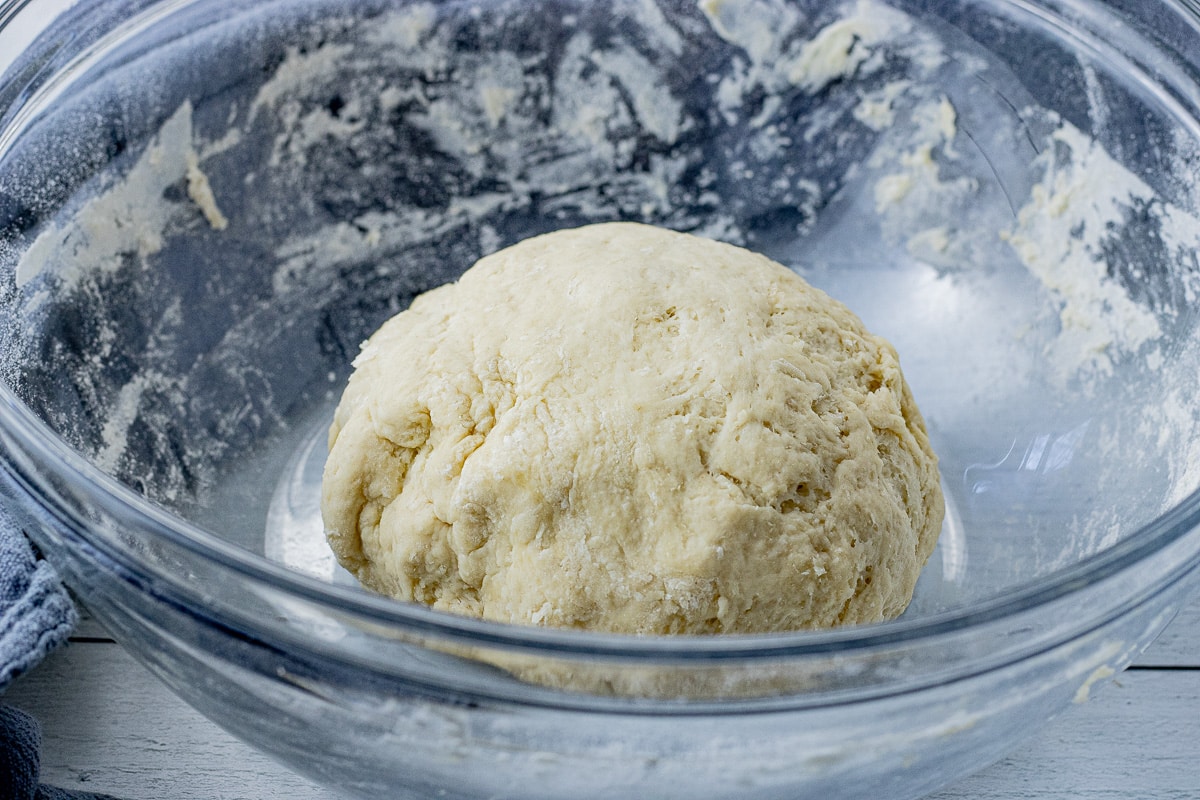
16, 101, 214, 289
1003, 121, 1162, 380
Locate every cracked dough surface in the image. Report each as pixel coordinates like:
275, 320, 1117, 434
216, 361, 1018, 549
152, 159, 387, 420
321, 222, 943, 634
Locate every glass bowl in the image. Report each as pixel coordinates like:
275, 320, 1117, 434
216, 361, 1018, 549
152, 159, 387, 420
3, 0, 1200, 797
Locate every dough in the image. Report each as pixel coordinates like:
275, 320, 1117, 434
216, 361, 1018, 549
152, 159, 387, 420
322, 222, 943, 635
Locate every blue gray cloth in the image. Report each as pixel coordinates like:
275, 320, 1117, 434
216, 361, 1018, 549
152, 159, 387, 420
0, 514, 76, 693
1, 705, 119, 799
1, 506, 120, 799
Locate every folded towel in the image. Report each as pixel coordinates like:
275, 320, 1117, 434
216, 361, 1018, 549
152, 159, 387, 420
0, 506, 121, 799
0, 512, 76, 693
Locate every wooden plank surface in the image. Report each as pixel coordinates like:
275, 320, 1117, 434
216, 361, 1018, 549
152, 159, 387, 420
7, 643, 334, 800
6, 590, 1199, 799
936, 670, 1200, 799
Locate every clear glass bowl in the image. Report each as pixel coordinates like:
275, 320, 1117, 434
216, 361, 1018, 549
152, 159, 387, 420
3, 0, 1200, 797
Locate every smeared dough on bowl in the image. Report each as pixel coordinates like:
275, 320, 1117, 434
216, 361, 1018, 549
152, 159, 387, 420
322, 222, 943, 634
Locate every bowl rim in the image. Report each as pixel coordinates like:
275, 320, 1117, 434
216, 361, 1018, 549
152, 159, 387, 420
5, 376, 1200, 660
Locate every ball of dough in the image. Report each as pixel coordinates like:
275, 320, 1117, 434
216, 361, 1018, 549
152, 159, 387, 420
321, 222, 943, 635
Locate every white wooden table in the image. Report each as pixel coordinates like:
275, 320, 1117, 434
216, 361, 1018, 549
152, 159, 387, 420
7, 594, 1200, 799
